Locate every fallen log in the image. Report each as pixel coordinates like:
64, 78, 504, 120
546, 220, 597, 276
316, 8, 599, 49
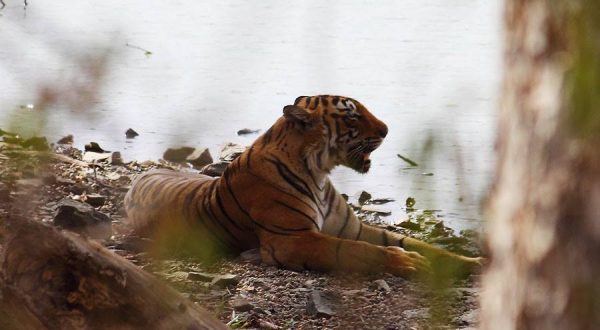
0, 217, 227, 330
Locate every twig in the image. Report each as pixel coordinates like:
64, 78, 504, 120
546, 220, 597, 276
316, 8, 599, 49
125, 43, 153, 56
0, 0, 5, 9
397, 153, 419, 166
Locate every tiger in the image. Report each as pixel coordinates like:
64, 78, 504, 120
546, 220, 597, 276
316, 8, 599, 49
125, 95, 482, 278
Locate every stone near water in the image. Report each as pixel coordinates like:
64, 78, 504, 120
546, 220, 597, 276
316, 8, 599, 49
199, 162, 229, 177
84, 142, 107, 153
125, 128, 139, 138
163, 146, 195, 162
219, 143, 246, 162
306, 290, 340, 317
357, 191, 372, 205
237, 128, 260, 135
53, 198, 112, 239
360, 204, 392, 216
56, 134, 74, 144
111, 151, 124, 165
370, 197, 395, 204
186, 148, 213, 169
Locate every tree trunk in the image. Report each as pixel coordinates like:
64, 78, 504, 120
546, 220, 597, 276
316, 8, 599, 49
0, 217, 227, 330
482, 0, 600, 329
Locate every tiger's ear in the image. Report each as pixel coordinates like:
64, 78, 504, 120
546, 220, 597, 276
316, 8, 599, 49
283, 105, 314, 125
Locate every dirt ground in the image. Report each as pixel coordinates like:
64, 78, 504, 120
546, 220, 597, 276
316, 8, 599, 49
0, 142, 481, 329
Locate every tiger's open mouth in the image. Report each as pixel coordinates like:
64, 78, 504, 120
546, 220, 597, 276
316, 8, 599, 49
347, 139, 381, 173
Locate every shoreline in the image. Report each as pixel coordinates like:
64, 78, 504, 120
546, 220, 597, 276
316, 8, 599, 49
0, 134, 482, 329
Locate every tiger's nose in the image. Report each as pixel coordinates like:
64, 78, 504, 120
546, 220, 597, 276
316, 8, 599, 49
378, 125, 388, 138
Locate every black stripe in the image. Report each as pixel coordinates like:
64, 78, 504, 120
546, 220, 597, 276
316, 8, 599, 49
273, 126, 286, 142
223, 171, 295, 236
246, 146, 253, 169
311, 96, 320, 110
324, 120, 333, 144
262, 127, 274, 146
320, 96, 328, 107
316, 149, 324, 170
266, 158, 316, 204
302, 158, 324, 191
270, 224, 313, 232
274, 200, 319, 229
382, 231, 389, 246
336, 206, 351, 237
201, 195, 236, 249
265, 243, 283, 267
173, 180, 194, 202
245, 171, 316, 212
335, 240, 343, 267
355, 222, 363, 240
332, 96, 339, 106
183, 182, 205, 219
323, 188, 338, 220
294, 96, 307, 105
215, 185, 245, 231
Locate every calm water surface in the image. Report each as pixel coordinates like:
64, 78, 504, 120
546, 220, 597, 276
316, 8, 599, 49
0, 0, 502, 230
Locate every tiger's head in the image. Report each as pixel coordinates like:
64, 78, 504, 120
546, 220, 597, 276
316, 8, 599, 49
280, 95, 388, 174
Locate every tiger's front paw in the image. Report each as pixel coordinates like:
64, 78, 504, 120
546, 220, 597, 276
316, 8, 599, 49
459, 256, 486, 273
384, 246, 431, 278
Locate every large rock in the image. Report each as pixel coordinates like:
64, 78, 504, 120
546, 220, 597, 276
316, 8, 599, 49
163, 146, 195, 162
307, 290, 340, 317
186, 148, 213, 169
219, 143, 247, 162
53, 198, 112, 239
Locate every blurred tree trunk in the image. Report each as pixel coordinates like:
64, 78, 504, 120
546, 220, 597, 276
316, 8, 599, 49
482, 0, 600, 329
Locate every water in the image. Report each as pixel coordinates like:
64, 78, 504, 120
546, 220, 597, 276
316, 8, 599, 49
0, 0, 502, 230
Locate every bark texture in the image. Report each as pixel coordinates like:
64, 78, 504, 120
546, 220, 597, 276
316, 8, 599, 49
482, 0, 600, 329
0, 218, 227, 330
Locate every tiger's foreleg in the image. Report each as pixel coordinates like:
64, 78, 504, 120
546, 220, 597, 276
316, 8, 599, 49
326, 207, 483, 276
258, 231, 430, 278
354, 222, 483, 276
